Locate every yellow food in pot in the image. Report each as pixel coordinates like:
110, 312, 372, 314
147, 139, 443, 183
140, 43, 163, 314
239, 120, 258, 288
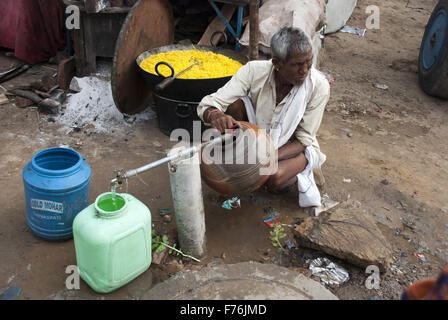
140, 49, 243, 79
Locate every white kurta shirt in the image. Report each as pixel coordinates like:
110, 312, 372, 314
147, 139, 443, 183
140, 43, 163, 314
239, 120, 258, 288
197, 60, 330, 166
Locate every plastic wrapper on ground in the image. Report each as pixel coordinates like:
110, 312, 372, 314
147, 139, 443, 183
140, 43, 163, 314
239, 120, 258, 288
308, 257, 350, 285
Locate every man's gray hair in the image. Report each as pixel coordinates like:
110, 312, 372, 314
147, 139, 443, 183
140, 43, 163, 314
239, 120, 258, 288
270, 27, 312, 62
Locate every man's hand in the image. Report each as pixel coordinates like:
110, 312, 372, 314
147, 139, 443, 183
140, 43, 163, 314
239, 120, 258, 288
207, 110, 236, 133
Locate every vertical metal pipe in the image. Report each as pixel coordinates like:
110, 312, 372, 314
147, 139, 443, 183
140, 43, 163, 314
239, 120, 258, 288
168, 146, 206, 259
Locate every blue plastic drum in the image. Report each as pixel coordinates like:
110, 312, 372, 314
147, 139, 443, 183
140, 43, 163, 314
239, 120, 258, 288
23, 148, 91, 241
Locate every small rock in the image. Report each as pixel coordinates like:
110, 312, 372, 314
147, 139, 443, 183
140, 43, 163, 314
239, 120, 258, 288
402, 234, 411, 241
380, 179, 390, 185
398, 201, 408, 209
69, 77, 82, 92
339, 128, 352, 136
0, 93, 9, 105
352, 200, 362, 208
83, 124, 95, 132
152, 141, 162, 148
287, 267, 313, 278
402, 219, 415, 230
182, 264, 203, 272
165, 260, 184, 274
123, 115, 136, 124
159, 208, 173, 216
152, 250, 168, 265
373, 83, 389, 90
7, 275, 16, 285
38, 99, 60, 115
391, 266, 403, 276
418, 241, 428, 250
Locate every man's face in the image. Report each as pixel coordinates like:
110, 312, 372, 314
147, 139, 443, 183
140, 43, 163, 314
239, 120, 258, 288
275, 49, 313, 86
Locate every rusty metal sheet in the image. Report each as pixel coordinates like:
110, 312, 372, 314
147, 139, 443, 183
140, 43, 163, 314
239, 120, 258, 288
111, 0, 174, 114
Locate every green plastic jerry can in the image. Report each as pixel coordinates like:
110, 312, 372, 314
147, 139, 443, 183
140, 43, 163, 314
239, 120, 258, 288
73, 192, 152, 293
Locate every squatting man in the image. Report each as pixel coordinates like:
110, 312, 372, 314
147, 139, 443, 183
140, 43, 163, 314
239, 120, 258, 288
197, 27, 330, 209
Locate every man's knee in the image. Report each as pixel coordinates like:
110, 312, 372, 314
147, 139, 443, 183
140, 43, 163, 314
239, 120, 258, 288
266, 172, 296, 193
266, 167, 288, 190
266, 173, 282, 191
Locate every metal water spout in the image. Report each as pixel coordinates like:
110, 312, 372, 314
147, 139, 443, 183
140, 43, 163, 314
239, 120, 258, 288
109, 129, 238, 259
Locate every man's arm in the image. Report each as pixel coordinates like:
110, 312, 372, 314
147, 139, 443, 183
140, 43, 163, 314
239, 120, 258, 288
277, 140, 306, 161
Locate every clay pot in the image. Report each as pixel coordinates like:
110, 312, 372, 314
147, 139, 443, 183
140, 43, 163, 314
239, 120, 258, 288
200, 121, 277, 195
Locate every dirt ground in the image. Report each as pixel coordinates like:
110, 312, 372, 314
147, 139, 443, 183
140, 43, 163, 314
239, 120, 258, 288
1, 0, 447, 300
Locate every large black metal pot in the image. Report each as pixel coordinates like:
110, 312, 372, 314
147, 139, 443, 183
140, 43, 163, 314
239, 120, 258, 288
136, 44, 248, 101
152, 93, 206, 140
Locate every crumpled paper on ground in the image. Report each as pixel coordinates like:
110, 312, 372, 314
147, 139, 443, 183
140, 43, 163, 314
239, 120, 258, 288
308, 257, 350, 285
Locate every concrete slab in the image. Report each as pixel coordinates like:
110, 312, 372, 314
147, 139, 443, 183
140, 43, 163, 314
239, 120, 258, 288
325, 0, 357, 34
140, 261, 338, 300
294, 201, 393, 272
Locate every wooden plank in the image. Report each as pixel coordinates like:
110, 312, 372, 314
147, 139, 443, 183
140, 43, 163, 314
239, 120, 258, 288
0, 94, 9, 105
249, 0, 259, 60
197, 4, 236, 46
111, 0, 174, 114
57, 57, 76, 90
73, 13, 89, 76
81, 14, 97, 74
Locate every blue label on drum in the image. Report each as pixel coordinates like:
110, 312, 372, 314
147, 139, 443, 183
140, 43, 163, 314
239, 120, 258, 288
30, 198, 64, 214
